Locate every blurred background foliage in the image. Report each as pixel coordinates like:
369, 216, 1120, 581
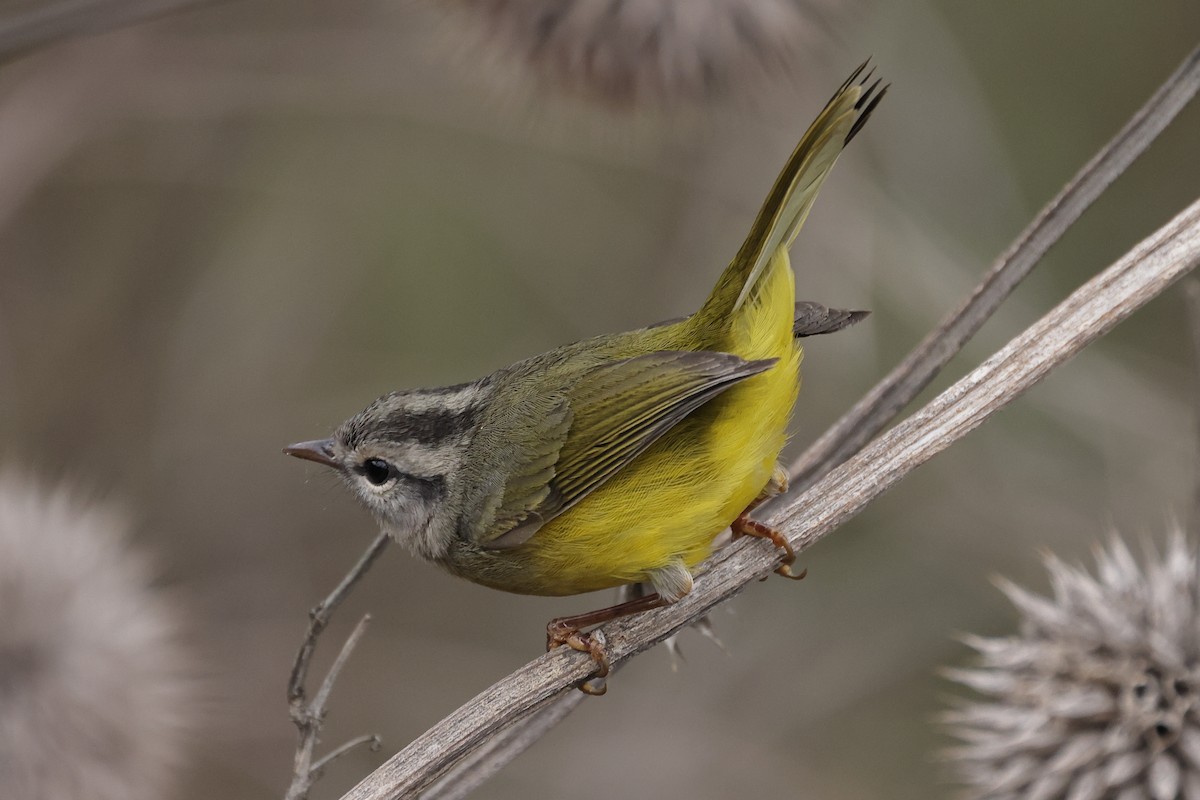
0, 1, 1198, 798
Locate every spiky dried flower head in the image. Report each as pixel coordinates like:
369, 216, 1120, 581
438, 0, 843, 109
943, 531, 1200, 800
0, 471, 191, 800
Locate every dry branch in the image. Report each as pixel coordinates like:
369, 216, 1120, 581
420, 691, 587, 800
340, 195, 1200, 799
288, 532, 391, 705
285, 532, 390, 800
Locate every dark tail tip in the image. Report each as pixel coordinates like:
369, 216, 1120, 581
846, 67, 889, 145
792, 303, 871, 337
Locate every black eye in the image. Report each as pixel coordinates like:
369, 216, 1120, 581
362, 458, 394, 486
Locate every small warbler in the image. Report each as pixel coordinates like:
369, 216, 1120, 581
287, 63, 884, 693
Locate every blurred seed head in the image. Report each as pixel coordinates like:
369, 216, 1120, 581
943, 530, 1200, 800
438, 0, 844, 110
0, 471, 191, 800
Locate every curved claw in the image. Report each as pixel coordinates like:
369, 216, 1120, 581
734, 515, 806, 581
579, 676, 608, 696
775, 564, 808, 581
547, 623, 610, 694
545, 593, 670, 695
564, 631, 610, 679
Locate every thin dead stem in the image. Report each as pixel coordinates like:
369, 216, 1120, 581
420, 691, 587, 800
311, 734, 385, 780
285, 532, 390, 800
288, 532, 390, 705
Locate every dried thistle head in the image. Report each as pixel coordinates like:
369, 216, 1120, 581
943, 530, 1200, 800
0, 471, 192, 800
438, 0, 843, 109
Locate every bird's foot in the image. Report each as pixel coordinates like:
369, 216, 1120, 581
732, 515, 807, 580
547, 622, 609, 695
545, 591, 671, 695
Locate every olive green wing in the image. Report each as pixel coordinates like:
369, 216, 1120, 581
469, 391, 573, 541
478, 350, 775, 549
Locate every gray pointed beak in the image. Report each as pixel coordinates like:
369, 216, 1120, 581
283, 438, 339, 469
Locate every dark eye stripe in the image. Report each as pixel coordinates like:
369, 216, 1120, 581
354, 460, 445, 499
404, 472, 446, 501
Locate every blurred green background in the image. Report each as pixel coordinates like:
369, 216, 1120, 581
1, 1, 1198, 797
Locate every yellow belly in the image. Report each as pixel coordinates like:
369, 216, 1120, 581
495, 249, 801, 596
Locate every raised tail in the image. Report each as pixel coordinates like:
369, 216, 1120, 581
699, 62, 886, 323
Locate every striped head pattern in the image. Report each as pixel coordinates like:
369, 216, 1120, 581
286, 381, 490, 559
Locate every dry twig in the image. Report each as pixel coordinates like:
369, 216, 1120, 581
420, 691, 586, 800
285, 532, 390, 800
339, 195, 1200, 799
